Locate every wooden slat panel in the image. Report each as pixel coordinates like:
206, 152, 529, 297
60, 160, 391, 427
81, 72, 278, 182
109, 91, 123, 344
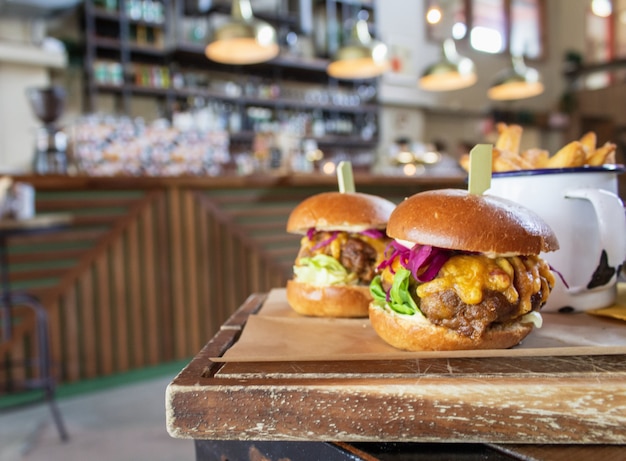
112, 235, 129, 372
154, 191, 171, 362
241, 225, 288, 235
9, 267, 69, 283
127, 219, 144, 368
69, 214, 134, 226
4, 182, 425, 391
36, 197, 145, 210
168, 188, 186, 359
0, 307, 34, 386
228, 206, 295, 218
141, 201, 160, 366
10, 228, 104, 245
95, 256, 113, 376
183, 191, 201, 353
196, 194, 211, 341
79, 269, 97, 379
209, 210, 226, 326
47, 298, 62, 384
62, 285, 80, 382
9, 248, 86, 264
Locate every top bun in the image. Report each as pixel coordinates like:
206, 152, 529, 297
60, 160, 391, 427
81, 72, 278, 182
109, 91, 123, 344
287, 192, 396, 234
387, 188, 559, 255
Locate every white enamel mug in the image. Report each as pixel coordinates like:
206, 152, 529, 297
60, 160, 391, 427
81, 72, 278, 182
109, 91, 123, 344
488, 165, 626, 312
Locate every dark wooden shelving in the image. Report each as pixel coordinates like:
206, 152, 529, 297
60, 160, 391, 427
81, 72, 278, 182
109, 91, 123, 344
82, 0, 381, 155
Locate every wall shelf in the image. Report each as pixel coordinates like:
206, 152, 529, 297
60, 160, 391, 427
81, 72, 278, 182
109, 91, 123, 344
82, 0, 381, 161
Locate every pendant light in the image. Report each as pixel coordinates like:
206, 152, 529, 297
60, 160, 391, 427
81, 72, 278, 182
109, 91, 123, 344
419, 38, 476, 91
327, 13, 390, 80
205, 0, 279, 65
487, 54, 544, 101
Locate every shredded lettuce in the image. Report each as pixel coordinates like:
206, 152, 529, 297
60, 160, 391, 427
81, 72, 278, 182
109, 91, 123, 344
369, 275, 387, 303
371, 240, 453, 316
293, 254, 355, 286
370, 268, 421, 315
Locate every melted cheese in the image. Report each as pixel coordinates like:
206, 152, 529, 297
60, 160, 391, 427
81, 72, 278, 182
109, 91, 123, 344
298, 231, 389, 268
416, 254, 555, 314
359, 234, 389, 266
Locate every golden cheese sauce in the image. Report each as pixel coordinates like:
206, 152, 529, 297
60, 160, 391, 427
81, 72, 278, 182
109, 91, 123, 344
299, 231, 388, 264
416, 254, 554, 314
359, 234, 389, 266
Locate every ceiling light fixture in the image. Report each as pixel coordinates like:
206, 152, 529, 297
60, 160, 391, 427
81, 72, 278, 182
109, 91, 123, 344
419, 38, 477, 91
487, 54, 544, 101
205, 0, 279, 65
327, 12, 390, 80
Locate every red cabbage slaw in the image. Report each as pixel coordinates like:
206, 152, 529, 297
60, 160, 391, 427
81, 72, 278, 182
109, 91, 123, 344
378, 241, 451, 283
306, 227, 386, 251
378, 241, 569, 287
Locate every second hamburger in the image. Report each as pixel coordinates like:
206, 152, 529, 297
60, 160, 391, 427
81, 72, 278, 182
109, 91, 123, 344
286, 191, 395, 317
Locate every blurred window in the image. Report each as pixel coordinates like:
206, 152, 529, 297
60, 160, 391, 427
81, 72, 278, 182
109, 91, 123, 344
426, 0, 545, 59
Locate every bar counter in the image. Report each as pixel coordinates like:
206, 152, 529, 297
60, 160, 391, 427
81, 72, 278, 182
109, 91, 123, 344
13, 171, 466, 190
4, 172, 466, 387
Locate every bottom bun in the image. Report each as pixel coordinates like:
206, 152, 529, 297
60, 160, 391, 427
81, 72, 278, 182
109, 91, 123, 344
368, 303, 534, 351
286, 280, 372, 318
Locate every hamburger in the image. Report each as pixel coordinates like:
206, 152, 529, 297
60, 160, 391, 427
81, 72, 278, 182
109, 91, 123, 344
286, 191, 396, 317
369, 189, 559, 351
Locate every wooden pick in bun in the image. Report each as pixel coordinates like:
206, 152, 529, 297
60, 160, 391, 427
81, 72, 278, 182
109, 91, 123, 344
286, 191, 395, 317
369, 188, 559, 351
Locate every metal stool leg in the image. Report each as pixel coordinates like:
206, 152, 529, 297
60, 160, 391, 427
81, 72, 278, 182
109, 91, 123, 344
8, 293, 69, 441
35, 301, 69, 442
43, 382, 69, 441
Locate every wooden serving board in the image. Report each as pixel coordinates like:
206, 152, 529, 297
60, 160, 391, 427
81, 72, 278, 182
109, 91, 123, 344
212, 288, 626, 362
166, 293, 626, 444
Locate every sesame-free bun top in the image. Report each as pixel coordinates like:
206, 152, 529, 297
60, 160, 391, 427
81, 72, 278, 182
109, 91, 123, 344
387, 189, 559, 255
287, 192, 396, 234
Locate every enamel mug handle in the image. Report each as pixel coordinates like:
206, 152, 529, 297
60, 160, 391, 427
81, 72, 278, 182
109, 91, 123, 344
564, 188, 626, 294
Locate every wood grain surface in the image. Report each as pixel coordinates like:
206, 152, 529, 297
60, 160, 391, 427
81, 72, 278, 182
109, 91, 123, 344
166, 294, 626, 445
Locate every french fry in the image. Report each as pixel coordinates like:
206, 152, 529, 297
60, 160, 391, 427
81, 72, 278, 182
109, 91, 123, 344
586, 141, 616, 166
579, 131, 597, 160
545, 141, 586, 168
457, 128, 616, 173
521, 148, 549, 169
459, 153, 470, 172
495, 123, 523, 156
493, 156, 522, 172
490, 147, 532, 172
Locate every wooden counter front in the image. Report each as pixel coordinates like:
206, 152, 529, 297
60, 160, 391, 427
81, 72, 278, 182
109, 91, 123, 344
166, 294, 626, 447
2, 173, 465, 388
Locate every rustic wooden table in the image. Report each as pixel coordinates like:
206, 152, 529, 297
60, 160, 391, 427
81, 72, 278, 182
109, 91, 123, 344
166, 293, 626, 461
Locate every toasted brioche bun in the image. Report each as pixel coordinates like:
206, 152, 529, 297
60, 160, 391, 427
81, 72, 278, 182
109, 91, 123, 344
287, 280, 372, 317
388, 189, 558, 255
287, 191, 396, 234
369, 303, 535, 351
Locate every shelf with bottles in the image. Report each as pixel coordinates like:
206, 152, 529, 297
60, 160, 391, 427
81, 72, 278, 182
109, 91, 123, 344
178, 101, 378, 146
92, 0, 166, 25
87, 0, 167, 53
169, 68, 378, 111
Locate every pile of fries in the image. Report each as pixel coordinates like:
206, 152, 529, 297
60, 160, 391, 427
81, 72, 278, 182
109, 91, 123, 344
460, 123, 617, 172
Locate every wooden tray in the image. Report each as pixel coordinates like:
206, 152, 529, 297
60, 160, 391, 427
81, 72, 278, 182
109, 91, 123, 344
166, 293, 626, 444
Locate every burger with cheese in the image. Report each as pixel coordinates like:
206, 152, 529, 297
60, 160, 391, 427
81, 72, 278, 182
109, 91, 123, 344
369, 188, 559, 351
286, 191, 396, 317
